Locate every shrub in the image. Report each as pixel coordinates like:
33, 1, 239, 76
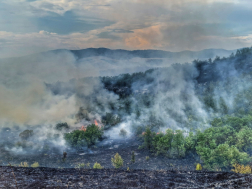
197, 143, 251, 170
19, 130, 33, 140
86, 163, 90, 168
119, 128, 127, 137
83, 124, 103, 147
231, 163, 252, 174
141, 127, 153, 150
15, 141, 34, 149
31, 162, 39, 168
93, 162, 103, 169
155, 130, 172, 155
172, 130, 185, 157
75, 163, 85, 168
64, 124, 103, 148
56, 122, 69, 131
111, 153, 123, 168
131, 151, 135, 163
64, 130, 87, 149
19, 162, 29, 167
184, 132, 196, 153
146, 156, 150, 161
235, 127, 252, 153
196, 163, 202, 171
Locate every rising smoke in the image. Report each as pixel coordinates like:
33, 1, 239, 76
1, 48, 251, 154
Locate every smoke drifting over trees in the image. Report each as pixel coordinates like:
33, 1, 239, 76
1, 47, 252, 157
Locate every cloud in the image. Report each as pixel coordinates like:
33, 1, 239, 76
0, 0, 252, 57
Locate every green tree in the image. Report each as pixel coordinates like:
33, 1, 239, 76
111, 153, 123, 168
64, 124, 103, 148
84, 124, 103, 147
235, 127, 252, 153
172, 130, 185, 157
142, 127, 153, 150
219, 97, 228, 114
55, 122, 69, 131
155, 129, 173, 155
185, 131, 196, 153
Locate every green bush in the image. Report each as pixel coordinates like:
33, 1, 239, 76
139, 115, 252, 170
111, 153, 123, 168
155, 130, 172, 155
184, 131, 196, 152
235, 126, 252, 153
75, 163, 85, 168
141, 127, 153, 150
93, 162, 103, 169
64, 130, 87, 149
64, 124, 103, 148
19, 162, 29, 167
196, 125, 251, 170
196, 163, 202, 171
31, 162, 39, 168
172, 130, 185, 157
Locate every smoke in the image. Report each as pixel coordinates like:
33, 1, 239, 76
1, 47, 251, 156
0, 50, 120, 154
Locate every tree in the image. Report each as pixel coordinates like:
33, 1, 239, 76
131, 151, 135, 163
172, 130, 185, 157
142, 127, 153, 150
64, 130, 87, 149
235, 127, 252, 153
155, 129, 173, 155
185, 132, 196, 153
84, 124, 103, 147
111, 153, 123, 168
56, 122, 69, 131
219, 97, 229, 114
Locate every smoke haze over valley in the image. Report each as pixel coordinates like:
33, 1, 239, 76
1, 2, 252, 185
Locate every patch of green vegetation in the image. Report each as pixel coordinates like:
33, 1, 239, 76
93, 162, 103, 169
56, 122, 69, 131
64, 124, 103, 148
111, 153, 123, 169
140, 115, 252, 170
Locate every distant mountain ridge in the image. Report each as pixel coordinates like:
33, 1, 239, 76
51, 48, 236, 60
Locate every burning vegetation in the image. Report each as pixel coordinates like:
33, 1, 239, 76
1, 47, 252, 188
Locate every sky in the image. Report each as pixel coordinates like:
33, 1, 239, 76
0, 0, 252, 58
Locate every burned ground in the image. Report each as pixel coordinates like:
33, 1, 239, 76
1, 167, 252, 188
0, 138, 197, 170
0, 138, 252, 188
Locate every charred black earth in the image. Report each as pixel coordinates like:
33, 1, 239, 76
1, 166, 252, 188
1, 138, 252, 188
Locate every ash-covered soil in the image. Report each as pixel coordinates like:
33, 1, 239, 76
1, 166, 252, 188
0, 138, 197, 170
1, 138, 252, 188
